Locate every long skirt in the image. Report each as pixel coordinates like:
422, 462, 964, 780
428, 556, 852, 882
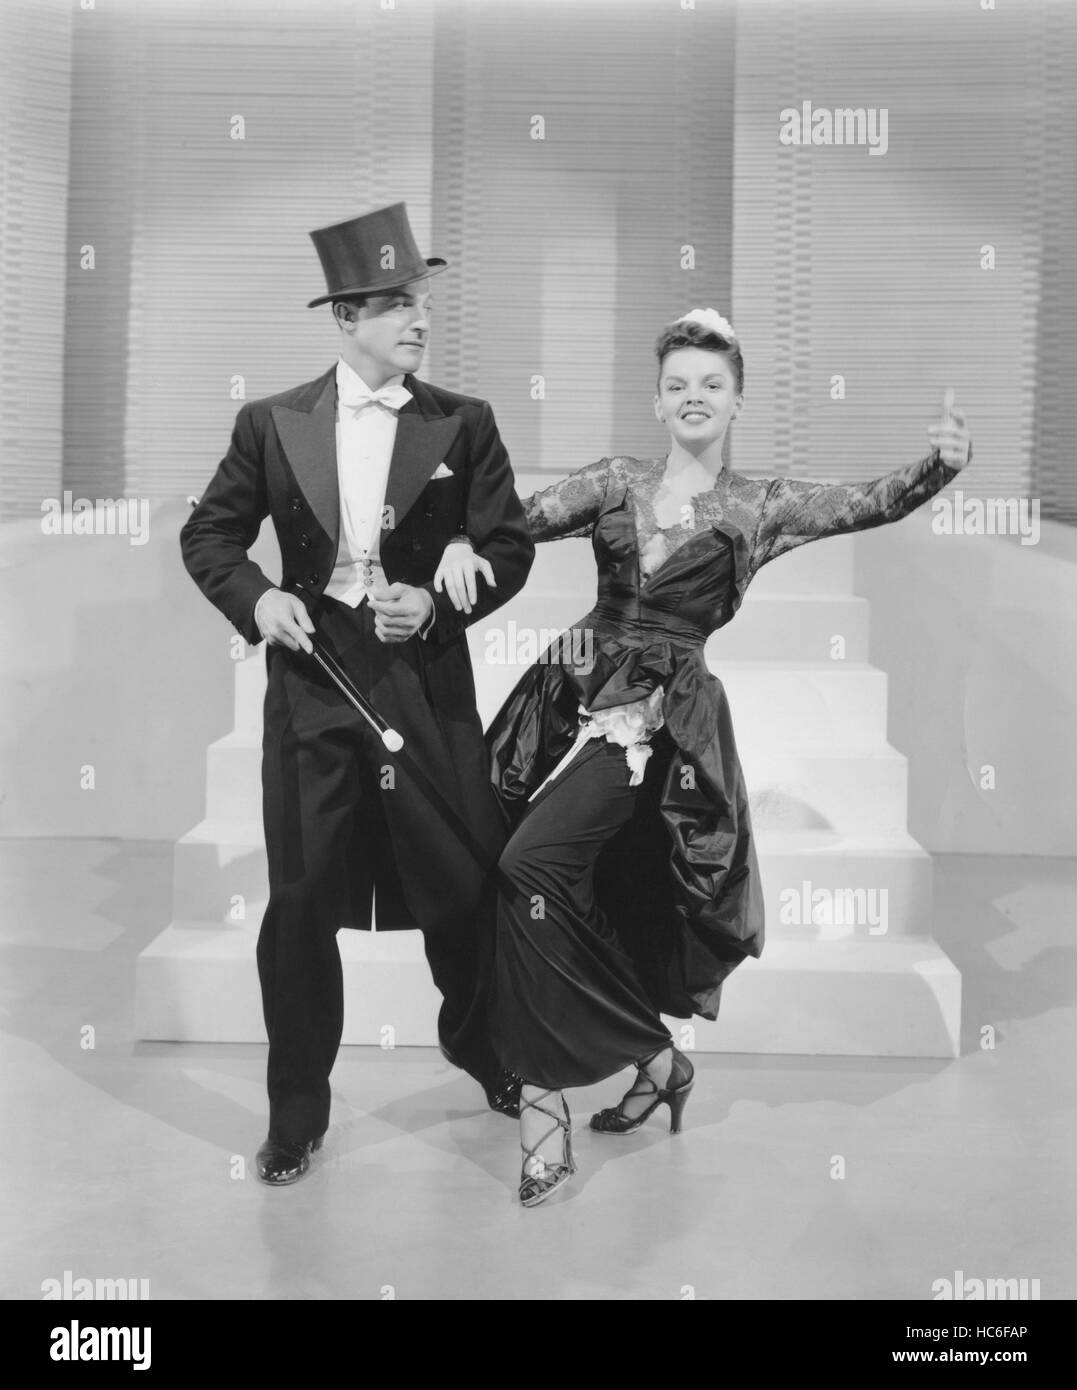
491, 731, 676, 1090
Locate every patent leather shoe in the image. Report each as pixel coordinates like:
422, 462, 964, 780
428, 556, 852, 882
485, 1068, 523, 1118
255, 1134, 324, 1186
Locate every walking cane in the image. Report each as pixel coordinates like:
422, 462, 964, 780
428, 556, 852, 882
288, 578, 404, 749
307, 636, 404, 752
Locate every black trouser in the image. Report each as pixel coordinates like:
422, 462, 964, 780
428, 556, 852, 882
257, 596, 499, 1143
492, 736, 673, 1091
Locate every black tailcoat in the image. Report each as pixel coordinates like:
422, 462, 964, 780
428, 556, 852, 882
181, 364, 534, 929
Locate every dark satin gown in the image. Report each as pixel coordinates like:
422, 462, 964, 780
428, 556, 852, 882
486, 449, 963, 1090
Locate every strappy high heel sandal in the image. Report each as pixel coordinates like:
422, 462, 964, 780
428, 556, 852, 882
518, 1088, 576, 1208
589, 1045, 695, 1136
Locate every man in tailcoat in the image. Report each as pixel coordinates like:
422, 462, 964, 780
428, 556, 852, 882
181, 203, 533, 1183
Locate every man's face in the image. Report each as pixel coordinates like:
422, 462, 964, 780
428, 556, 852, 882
343, 278, 433, 376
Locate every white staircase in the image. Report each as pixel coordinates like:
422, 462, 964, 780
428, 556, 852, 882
136, 497, 960, 1057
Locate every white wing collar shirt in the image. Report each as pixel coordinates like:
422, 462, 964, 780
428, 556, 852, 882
325, 355, 413, 607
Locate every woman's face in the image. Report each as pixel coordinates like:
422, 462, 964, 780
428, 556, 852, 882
654, 347, 742, 451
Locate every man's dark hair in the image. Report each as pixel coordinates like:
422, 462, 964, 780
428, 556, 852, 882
331, 294, 372, 316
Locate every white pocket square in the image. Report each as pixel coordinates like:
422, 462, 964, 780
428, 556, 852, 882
431, 463, 454, 479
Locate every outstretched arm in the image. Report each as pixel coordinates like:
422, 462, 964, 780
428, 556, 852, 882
522, 456, 611, 542
752, 397, 971, 572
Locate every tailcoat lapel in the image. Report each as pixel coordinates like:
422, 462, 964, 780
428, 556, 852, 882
383, 386, 462, 536
270, 369, 338, 544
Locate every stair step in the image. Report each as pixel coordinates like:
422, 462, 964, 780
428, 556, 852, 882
716, 662, 891, 751
135, 923, 958, 1057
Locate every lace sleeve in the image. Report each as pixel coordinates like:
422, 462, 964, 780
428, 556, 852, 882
522, 457, 610, 542
752, 446, 967, 571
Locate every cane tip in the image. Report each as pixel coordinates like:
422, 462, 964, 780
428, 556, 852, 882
382, 729, 404, 752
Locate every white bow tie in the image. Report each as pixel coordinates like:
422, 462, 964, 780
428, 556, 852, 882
339, 382, 412, 414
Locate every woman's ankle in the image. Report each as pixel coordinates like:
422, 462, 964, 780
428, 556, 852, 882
519, 1086, 564, 1131
640, 1045, 674, 1086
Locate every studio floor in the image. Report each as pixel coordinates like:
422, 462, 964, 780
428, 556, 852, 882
1, 840, 1074, 1302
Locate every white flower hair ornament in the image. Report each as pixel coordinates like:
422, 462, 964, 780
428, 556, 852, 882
676, 307, 738, 343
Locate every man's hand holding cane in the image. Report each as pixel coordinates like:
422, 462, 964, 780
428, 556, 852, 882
254, 589, 316, 654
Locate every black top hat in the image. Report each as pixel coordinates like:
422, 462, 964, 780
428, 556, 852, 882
307, 202, 447, 308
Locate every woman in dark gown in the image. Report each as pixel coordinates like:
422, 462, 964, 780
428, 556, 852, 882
436, 309, 972, 1207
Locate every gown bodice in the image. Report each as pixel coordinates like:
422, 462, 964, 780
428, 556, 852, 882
586, 466, 747, 646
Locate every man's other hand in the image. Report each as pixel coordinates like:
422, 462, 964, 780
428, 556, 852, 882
368, 582, 435, 643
